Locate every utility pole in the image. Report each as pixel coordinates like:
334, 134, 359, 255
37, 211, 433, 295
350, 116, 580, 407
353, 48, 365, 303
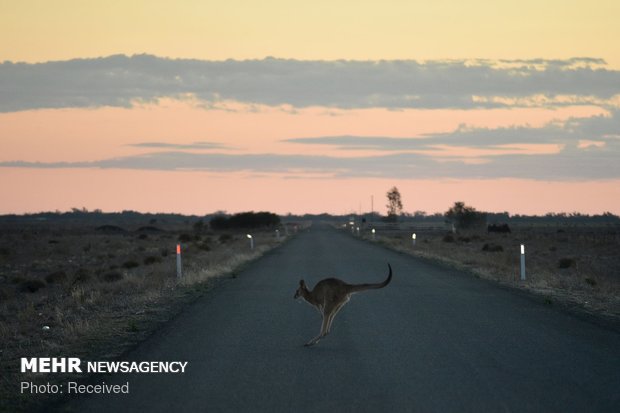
371, 195, 374, 222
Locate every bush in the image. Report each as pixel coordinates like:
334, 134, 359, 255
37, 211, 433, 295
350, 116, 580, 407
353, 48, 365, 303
210, 211, 280, 230
210, 216, 229, 230
143, 256, 161, 265
558, 258, 576, 269
446, 202, 487, 231
585, 278, 597, 286
95, 225, 126, 233
72, 268, 91, 284
45, 270, 67, 284
178, 233, 193, 242
193, 220, 205, 233
122, 260, 140, 269
20, 279, 46, 293
196, 242, 211, 251
137, 226, 162, 233
219, 234, 233, 243
487, 223, 511, 233
482, 243, 504, 252
102, 271, 123, 282
442, 234, 455, 243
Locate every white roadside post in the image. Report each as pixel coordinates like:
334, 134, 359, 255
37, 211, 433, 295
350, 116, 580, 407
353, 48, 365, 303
176, 244, 182, 278
356, 226, 360, 236
276, 229, 280, 240
372, 228, 376, 241
247, 234, 254, 250
412, 233, 417, 247
520, 244, 526, 281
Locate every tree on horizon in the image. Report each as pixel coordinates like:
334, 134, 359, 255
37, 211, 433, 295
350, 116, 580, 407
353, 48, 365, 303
386, 187, 403, 222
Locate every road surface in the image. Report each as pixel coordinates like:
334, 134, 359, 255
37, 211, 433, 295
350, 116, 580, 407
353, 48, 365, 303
57, 224, 620, 412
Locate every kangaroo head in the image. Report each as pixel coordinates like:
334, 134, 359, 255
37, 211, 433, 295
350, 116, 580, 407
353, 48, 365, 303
294, 280, 307, 299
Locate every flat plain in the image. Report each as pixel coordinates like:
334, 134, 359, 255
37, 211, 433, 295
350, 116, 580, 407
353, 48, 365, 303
0, 213, 286, 412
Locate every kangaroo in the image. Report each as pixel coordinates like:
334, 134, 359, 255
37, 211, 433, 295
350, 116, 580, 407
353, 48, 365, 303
294, 263, 392, 347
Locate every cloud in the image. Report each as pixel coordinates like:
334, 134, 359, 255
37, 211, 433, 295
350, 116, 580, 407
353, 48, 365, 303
1, 55, 619, 112
289, 110, 620, 148
2, 141, 618, 180
286, 128, 570, 151
128, 141, 229, 150
8, 110, 618, 180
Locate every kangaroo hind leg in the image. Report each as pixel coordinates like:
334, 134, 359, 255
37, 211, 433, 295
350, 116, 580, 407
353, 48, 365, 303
326, 300, 348, 334
304, 312, 330, 347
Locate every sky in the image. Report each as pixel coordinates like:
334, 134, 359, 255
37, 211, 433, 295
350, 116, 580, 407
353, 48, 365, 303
1, 0, 619, 216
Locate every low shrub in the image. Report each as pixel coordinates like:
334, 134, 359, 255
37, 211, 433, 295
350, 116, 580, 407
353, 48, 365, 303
45, 270, 67, 284
558, 258, 576, 269
482, 243, 504, 252
219, 234, 233, 243
95, 225, 126, 233
72, 268, 91, 284
137, 226, 162, 233
143, 256, 161, 265
196, 242, 211, 251
488, 223, 511, 233
178, 233, 193, 242
122, 260, 140, 269
102, 271, 123, 282
442, 234, 455, 243
20, 279, 46, 293
210, 211, 280, 230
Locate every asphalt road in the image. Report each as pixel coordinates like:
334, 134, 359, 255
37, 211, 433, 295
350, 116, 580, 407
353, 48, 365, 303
58, 224, 620, 412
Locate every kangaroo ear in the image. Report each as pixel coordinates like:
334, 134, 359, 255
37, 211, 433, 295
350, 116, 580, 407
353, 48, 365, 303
299, 279, 306, 286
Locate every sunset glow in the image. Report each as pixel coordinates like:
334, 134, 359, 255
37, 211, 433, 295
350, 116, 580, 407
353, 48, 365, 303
1, 1, 619, 215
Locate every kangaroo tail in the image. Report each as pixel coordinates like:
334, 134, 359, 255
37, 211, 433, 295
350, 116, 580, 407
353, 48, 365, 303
351, 263, 392, 292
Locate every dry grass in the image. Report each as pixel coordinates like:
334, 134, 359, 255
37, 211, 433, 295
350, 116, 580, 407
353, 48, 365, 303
355, 223, 620, 318
0, 219, 290, 412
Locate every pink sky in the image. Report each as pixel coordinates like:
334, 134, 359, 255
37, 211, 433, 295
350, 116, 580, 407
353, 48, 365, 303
0, 101, 606, 162
1, 2, 619, 217
1, 100, 618, 216
2, 167, 618, 216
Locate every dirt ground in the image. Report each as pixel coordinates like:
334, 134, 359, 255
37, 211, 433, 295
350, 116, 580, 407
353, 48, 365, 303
0, 214, 292, 412
354, 222, 620, 320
